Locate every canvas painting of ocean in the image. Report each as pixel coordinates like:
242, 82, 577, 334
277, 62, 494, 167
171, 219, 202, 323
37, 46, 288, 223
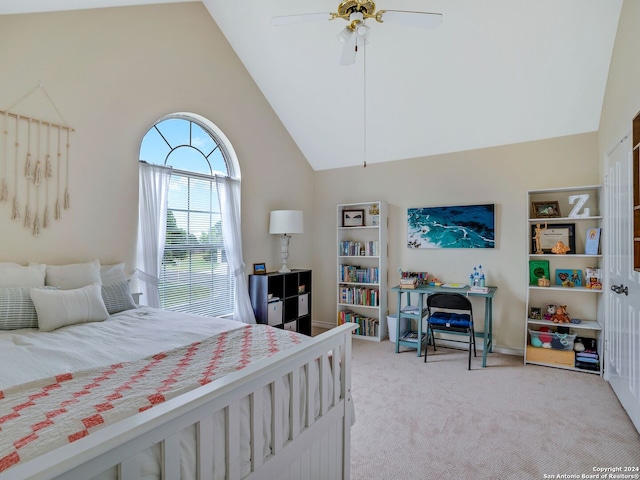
407, 204, 495, 249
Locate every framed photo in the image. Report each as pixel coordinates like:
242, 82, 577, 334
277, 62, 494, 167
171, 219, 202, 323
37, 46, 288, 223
342, 209, 365, 227
555, 268, 583, 287
530, 223, 576, 254
253, 262, 266, 274
407, 204, 495, 248
532, 201, 561, 218
529, 307, 542, 320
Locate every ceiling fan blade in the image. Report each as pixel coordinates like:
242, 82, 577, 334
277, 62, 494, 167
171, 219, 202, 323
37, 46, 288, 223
377, 10, 442, 29
339, 29, 358, 66
271, 12, 333, 26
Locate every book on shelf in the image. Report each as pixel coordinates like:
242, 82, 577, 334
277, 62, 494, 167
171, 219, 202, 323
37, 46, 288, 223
400, 331, 426, 342
469, 285, 489, 294
585, 228, 601, 255
441, 283, 467, 289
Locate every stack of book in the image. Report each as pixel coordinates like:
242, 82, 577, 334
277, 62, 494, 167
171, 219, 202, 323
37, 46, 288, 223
469, 285, 489, 294
399, 277, 418, 289
575, 351, 600, 371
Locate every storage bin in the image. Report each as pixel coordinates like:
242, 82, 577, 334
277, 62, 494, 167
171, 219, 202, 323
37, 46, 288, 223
528, 327, 576, 351
526, 345, 575, 367
387, 314, 408, 343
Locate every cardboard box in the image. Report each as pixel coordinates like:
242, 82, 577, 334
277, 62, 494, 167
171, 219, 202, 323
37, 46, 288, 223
526, 345, 574, 367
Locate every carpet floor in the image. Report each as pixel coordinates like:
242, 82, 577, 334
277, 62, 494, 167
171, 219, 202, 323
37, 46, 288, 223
349, 339, 640, 480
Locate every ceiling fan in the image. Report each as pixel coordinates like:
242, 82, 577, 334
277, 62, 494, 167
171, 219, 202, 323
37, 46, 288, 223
271, 0, 442, 66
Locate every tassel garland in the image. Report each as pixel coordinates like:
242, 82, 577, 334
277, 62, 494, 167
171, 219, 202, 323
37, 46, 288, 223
1, 84, 73, 237
34, 161, 43, 186
43, 205, 50, 228
23, 205, 31, 228
32, 213, 41, 237
0, 179, 7, 203
11, 197, 20, 221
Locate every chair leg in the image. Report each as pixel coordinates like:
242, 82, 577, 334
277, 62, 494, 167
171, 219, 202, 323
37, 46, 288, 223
468, 332, 472, 370
472, 327, 477, 357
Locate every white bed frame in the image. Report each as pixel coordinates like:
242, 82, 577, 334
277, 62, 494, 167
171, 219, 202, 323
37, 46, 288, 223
2, 323, 357, 480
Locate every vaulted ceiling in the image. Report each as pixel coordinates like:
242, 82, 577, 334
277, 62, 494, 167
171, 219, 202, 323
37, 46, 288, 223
1, 0, 623, 170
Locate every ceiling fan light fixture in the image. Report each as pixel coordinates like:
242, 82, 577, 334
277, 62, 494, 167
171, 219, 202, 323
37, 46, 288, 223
337, 26, 354, 43
356, 23, 370, 38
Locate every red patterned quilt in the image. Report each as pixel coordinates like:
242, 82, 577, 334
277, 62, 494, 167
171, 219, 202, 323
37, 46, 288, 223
0, 324, 304, 473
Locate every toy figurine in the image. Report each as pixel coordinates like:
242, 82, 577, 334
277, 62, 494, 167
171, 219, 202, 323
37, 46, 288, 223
551, 241, 570, 254
544, 304, 557, 320
550, 305, 571, 324
533, 223, 547, 254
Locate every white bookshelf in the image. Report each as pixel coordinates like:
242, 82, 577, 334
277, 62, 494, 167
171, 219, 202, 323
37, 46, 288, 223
337, 201, 388, 341
525, 185, 603, 374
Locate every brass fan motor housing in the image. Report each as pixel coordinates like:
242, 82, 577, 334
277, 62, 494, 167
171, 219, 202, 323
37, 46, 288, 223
334, 0, 377, 20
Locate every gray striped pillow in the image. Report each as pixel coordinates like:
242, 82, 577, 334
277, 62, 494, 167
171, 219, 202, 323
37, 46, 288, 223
101, 280, 137, 315
0, 287, 57, 330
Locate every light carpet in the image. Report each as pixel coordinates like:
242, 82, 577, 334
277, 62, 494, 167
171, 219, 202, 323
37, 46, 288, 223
349, 339, 640, 480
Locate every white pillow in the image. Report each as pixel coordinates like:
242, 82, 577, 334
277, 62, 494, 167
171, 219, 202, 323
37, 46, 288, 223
100, 262, 127, 285
31, 283, 109, 332
45, 260, 102, 290
0, 263, 46, 287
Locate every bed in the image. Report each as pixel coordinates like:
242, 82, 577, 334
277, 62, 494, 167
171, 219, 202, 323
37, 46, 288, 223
0, 261, 357, 480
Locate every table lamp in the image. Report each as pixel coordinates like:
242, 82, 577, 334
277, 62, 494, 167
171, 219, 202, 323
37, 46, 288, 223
269, 210, 304, 273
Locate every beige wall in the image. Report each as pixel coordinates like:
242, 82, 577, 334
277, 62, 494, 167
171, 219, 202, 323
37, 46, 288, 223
313, 134, 599, 351
599, 0, 640, 163
1, 2, 636, 353
0, 3, 314, 273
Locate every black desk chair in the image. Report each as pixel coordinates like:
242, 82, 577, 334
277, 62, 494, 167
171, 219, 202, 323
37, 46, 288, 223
424, 292, 476, 369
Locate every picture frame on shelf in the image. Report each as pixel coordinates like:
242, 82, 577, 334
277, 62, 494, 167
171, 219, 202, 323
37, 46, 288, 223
253, 262, 266, 274
529, 307, 542, 320
530, 223, 576, 254
531, 201, 561, 218
555, 268, 583, 287
342, 209, 365, 227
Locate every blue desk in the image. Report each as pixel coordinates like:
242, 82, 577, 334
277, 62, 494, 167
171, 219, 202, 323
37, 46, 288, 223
390, 284, 497, 367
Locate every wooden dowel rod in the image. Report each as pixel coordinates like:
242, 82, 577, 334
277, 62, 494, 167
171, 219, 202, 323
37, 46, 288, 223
0, 110, 74, 132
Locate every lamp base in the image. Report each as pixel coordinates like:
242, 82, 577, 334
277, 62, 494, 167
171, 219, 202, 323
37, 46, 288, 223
278, 234, 292, 274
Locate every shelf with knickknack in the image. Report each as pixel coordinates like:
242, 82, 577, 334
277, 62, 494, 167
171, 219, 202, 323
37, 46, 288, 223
337, 201, 388, 341
525, 185, 603, 375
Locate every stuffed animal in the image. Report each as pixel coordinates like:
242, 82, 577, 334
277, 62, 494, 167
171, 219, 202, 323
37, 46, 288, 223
544, 304, 557, 320
538, 326, 553, 348
550, 305, 571, 324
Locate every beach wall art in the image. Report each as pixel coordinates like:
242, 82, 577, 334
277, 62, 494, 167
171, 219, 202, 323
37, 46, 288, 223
407, 204, 496, 249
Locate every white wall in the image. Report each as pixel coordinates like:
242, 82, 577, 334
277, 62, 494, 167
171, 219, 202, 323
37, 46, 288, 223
0, 3, 314, 273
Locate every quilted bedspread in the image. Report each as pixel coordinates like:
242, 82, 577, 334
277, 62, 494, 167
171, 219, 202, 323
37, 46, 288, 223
0, 324, 304, 473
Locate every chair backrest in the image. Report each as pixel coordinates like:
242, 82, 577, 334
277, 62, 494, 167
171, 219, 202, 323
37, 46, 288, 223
427, 292, 472, 315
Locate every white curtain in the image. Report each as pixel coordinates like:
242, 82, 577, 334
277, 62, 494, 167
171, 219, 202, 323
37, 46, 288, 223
136, 162, 172, 308
216, 175, 256, 324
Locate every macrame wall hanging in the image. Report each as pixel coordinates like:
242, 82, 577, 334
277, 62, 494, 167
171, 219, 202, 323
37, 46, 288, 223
0, 83, 73, 237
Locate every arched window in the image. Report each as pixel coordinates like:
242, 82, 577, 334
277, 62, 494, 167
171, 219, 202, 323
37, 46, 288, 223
139, 113, 240, 317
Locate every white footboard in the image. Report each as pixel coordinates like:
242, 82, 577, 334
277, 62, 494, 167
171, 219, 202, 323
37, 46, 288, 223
1, 323, 357, 480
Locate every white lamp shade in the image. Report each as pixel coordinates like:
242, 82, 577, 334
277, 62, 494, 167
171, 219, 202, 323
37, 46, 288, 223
269, 210, 304, 235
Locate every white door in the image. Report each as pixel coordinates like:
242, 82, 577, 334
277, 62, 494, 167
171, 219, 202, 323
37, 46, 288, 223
605, 134, 640, 432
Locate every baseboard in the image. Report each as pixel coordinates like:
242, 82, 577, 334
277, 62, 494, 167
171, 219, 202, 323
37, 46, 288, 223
433, 338, 524, 357
313, 321, 335, 330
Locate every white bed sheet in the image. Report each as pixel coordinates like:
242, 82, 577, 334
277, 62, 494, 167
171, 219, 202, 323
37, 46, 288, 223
0, 306, 245, 390
0, 307, 333, 480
